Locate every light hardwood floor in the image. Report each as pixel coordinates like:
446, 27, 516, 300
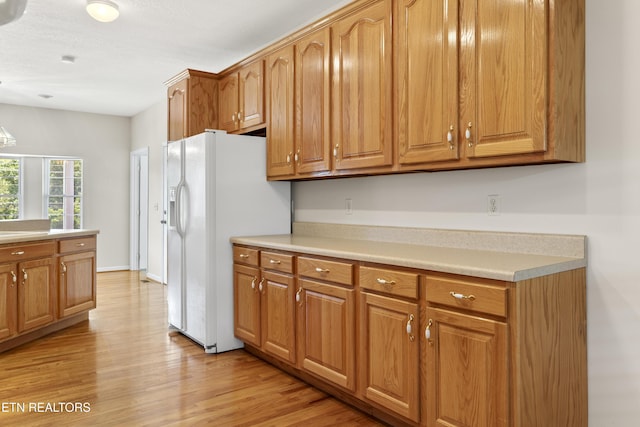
0, 271, 383, 426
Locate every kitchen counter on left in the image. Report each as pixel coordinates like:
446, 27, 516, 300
0, 227, 99, 353
0, 228, 100, 245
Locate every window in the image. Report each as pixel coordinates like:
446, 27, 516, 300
0, 157, 22, 220
45, 159, 83, 229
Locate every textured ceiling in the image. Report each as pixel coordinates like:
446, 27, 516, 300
0, 0, 351, 117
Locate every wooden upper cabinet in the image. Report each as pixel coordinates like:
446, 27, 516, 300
219, 60, 265, 133
295, 27, 332, 177
394, 0, 584, 168
218, 73, 239, 132
240, 60, 265, 129
166, 69, 218, 142
332, 0, 393, 171
460, 0, 546, 159
266, 45, 296, 179
395, 0, 459, 165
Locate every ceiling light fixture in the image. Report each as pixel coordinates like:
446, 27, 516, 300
0, 127, 17, 148
86, 0, 119, 23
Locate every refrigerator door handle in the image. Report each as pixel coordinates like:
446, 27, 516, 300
175, 180, 186, 238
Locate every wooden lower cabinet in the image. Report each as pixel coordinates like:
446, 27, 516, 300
0, 263, 18, 339
233, 263, 261, 347
360, 291, 420, 423
424, 306, 508, 427
59, 251, 96, 318
297, 278, 355, 391
261, 270, 296, 363
232, 244, 587, 426
18, 257, 56, 333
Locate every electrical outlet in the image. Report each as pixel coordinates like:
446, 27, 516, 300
345, 198, 353, 215
487, 195, 501, 216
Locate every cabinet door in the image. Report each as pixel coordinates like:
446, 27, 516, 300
266, 45, 296, 179
332, 0, 393, 171
360, 292, 419, 422
298, 279, 355, 391
233, 264, 261, 347
396, 0, 459, 165
295, 27, 332, 176
0, 263, 18, 340
261, 270, 295, 363
59, 252, 96, 318
219, 73, 239, 132
239, 60, 265, 129
425, 306, 508, 427
460, 0, 546, 158
167, 79, 187, 142
18, 258, 55, 332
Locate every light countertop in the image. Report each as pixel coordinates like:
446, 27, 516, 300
230, 222, 586, 282
0, 219, 99, 245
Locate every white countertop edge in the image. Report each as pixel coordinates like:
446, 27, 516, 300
230, 234, 587, 282
0, 229, 100, 245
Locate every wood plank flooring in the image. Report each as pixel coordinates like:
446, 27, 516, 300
0, 271, 383, 426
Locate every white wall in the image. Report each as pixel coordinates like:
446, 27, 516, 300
131, 101, 167, 283
293, 0, 640, 423
0, 103, 131, 271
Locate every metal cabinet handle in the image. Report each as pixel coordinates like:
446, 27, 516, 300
239, 254, 250, 259
450, 291, 476, 301
314, 267, 330, 273
333, 144, 339, 158
10, 271, 16, 285
294, 150, 300, 164
232, 113, 236, 122
447, 125, 455, 150
11, 250, 25, 256
465, 122, 473, 147
406, 314, 415, 341
22, 269, 27, 283
425, 319, 433, 342
295, 288, 302, 303
61, 262, 67, 273
251, 276, 257, 290
77, 243, 86, 247
286, 153, 292, 164
258, 278, 264, 292
238, 111, 243, 121
376, 278, 396, 285
269, 259, 281, 265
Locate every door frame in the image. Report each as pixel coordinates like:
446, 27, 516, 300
130, 147, 149, 272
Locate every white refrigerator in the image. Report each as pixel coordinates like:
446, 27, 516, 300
166, 130, 291, 353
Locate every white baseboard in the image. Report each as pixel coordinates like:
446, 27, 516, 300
97, 266, 130, 273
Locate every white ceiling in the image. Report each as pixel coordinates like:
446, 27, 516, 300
0, 0, 352, 117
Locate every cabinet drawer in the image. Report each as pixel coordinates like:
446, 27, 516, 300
425, 274, 507, 317
0, 241, 56, 261
58, 236, 96, 254
261, 251, 294, 274
233, 246, 259, 266
359, 266, 419, 299
297, 256, 353, 286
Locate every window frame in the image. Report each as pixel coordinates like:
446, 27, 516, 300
0, 156, 24, 220
43, 158, 84, 230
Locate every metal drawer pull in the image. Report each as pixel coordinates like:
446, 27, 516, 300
314, 267, 330, 273
376, 278, 396, 285
269, 259, 281, 265
77, 243, 86, 247
11, 250, 25, 256
239, 254, 250, 259
450, 291, 476, 301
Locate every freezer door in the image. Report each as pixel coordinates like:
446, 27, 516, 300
167, 141, 184, 330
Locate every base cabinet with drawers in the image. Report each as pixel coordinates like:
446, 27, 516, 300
232, 243, 587, 426
0, 233, 98, 352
